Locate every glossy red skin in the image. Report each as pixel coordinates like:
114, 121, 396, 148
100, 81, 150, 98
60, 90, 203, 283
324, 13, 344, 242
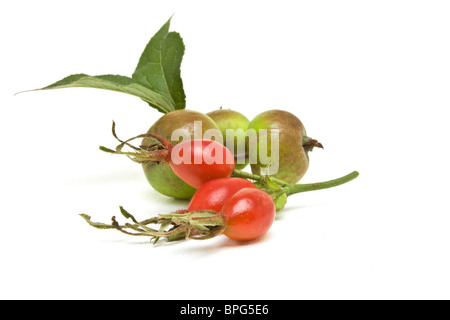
169, 139, 235, 189
188, 178, 257, 213
221, 188, 276, 241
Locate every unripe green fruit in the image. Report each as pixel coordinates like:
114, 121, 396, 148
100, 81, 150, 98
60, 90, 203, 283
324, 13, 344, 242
206, 109, 250, 170
142, 109, 220, 199
248, 110, 322, 184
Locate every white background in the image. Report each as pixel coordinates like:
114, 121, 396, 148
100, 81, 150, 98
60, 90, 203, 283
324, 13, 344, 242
1, 0, 449, 300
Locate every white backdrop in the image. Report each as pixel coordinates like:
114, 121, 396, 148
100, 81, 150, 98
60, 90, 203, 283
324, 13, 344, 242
1, 0, 449, 300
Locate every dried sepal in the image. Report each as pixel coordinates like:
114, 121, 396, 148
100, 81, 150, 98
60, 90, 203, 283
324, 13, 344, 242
80, 207, 226, 245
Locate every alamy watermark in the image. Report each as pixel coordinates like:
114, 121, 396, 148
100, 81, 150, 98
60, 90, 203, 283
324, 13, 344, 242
170, 121, 280, 175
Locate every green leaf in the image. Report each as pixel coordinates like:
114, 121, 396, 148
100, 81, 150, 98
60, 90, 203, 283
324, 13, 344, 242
132, 18, 186, 110
24, 73, 175, 114
20, 17, 186, 114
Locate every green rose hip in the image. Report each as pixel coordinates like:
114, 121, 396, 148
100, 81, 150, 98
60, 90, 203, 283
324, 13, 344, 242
142, 109, 220, 199
207, 108, 250, 170
247, 110, 323, 184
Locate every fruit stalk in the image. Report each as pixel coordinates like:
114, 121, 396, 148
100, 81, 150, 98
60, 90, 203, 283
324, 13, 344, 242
233, 169, 359, 196
283, 171, 359, 195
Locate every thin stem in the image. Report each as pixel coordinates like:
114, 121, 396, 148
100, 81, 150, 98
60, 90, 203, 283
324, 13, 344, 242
284, 171, 359, 196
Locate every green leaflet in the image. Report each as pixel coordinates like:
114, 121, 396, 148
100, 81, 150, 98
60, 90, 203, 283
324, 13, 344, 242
22, 17, 185, 114
38, 74, 175, 114
132, 20, 186, 110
